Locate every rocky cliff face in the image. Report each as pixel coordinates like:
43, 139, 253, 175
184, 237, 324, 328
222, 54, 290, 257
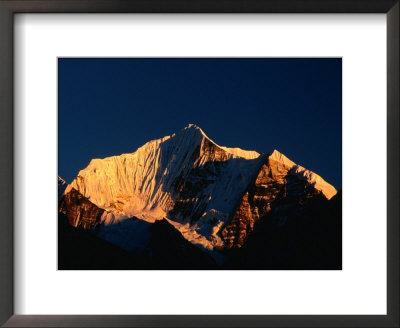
59, 188, 104, 229
221, 159, 285, 248
221, 152, 332, 249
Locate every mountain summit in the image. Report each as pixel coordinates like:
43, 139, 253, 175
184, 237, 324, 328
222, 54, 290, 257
60, 125, 337, 251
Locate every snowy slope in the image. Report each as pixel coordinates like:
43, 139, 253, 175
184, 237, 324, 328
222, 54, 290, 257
269, 150, 337, 200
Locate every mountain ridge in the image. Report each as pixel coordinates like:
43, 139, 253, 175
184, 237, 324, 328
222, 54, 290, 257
60, 124, 337, 251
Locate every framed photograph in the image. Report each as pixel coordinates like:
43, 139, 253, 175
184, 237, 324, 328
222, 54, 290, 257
57, 57, 342, 271
0, 1, 398, 327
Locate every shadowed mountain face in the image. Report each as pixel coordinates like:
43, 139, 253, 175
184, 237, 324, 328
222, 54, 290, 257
59, 212, 217, 270
221, 156, 328, 249
58, 124, 341, 270
223, 191, 342, 270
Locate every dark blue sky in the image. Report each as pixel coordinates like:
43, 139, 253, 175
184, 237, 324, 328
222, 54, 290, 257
58, 58, 342, 189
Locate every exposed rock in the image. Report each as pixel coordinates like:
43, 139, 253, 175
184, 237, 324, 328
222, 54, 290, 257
221, 156, 327, 249
59, 188, 104, 229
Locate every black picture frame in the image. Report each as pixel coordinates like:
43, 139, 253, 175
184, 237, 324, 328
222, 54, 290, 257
0, 1, 398, 327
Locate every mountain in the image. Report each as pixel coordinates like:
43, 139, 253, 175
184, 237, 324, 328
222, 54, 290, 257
58, 124, 340, 269
65, 124, 263, 249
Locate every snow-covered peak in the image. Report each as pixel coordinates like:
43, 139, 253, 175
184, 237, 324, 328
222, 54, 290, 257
68, 124, 266, 249
181, 124, 261, 160
178, 124, 207, 143
181, 123, 214, 144
183, 123, 202, 131
268, 149, 337, 200
269, 149, 296, 167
